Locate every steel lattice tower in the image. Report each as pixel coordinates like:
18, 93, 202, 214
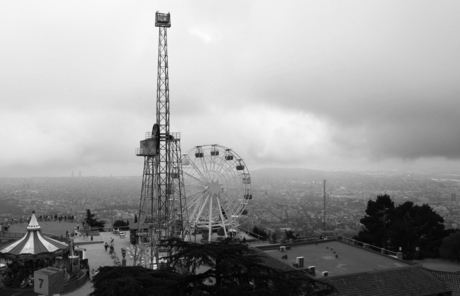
135, 12, 187, 267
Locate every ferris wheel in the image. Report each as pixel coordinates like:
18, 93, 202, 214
182, 144, 251, 240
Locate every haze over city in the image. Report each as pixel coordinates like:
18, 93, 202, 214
1, 1, 460, 177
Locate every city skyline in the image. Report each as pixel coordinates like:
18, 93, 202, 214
1, 1, 460, 177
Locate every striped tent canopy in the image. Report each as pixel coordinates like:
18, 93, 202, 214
0, 212, 69, 260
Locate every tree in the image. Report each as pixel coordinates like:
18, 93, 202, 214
440, 232, 460, 262
85, 209, 105, 228
134, 214, 138, 224
355, 194, 394, 248
113, 220, 129, 228
285, 230, 299, 241
355, 195, 450, 258
90, 266, 189, 296
252, 226, 269, 241
92, 238, 336, 296
158, 237, 335, 296
389, 202, 448, 258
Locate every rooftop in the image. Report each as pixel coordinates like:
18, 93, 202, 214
321, 265, 451, 296
258, 240, 412, 277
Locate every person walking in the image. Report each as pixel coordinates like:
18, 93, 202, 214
104, 242, 108, 252
91, 235, 93, 241
86, 267, 91, 280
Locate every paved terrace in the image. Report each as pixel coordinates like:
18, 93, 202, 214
62, 231, 136, 296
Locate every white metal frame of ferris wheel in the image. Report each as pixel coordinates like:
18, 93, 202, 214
182, 144, 251, 242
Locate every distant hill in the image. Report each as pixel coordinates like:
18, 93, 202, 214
251, 167, 368, 182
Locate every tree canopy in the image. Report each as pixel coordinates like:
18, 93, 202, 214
113, 219, 129, 228
90, 266, 188, 296
91, 238, 335, 296
440, 232, 460, 262
355, 194, 452, 258
85, 209, 105, 228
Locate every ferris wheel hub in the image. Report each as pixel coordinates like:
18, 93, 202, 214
208, 180, 222, 195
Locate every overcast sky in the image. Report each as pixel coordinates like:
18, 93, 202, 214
1, 1, 460, 177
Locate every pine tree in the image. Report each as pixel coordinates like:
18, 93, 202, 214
85, 209, 105, 228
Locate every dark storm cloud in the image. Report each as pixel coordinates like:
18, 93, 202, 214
236, 1, 460, 161
2, 0, 460, 176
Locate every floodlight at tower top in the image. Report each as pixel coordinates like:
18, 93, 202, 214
155, 11, 171, 27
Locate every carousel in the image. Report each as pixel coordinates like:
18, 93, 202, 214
0, 212, 71, 288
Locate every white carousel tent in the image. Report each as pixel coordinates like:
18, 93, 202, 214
0, 212, 68, 260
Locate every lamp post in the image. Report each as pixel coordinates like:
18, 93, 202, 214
194, 224, 197, 243
121, 248, 126, 266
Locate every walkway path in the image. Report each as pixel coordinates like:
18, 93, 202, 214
63, 231, 133, 296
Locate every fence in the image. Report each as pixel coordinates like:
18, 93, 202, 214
0, 232, 24, 239
237, 227, 265, 242
340, 236, 399, 257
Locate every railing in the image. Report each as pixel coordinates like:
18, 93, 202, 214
0, 232, 24, 238
237, 227, 266, 242
340, 236, 398, 257
142, 132, 181, 140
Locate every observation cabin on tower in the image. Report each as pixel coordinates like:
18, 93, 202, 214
135, 124, 160, 157
155, 11, 171, 28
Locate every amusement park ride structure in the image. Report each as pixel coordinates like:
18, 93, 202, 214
135, 12, 188, 268
135, 12, 252, 267
182, 145, 251, 242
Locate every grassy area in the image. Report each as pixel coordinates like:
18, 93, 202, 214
7, 221, 79, 236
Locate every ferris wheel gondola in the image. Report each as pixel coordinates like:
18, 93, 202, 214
182, 144, 251, 241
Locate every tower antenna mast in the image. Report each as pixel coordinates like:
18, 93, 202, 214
135, 11, 187, 269
323, 180, 326, 231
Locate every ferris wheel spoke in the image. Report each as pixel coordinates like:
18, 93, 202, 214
220, 191, 238, 209
188, 192, 207, 208
210, 157, 229, 180
183, 171, 207, 185
210, 152, 226, 180
188, 160, 209, 183
194, 192, 211, 225
205, 153, 217, 181
211, 157, 231, 176
199, 156, 212, 180
208, 152, 217, 179
185, 189, 206, 199
188, 190, 206, 206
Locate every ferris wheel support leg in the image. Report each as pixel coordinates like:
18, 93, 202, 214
188, 190, 207, 219
195, 193, 210, 226
208, 194, 213, 243
215, 196, 228, 237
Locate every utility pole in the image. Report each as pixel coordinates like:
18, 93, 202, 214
323, 180, 326, 231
